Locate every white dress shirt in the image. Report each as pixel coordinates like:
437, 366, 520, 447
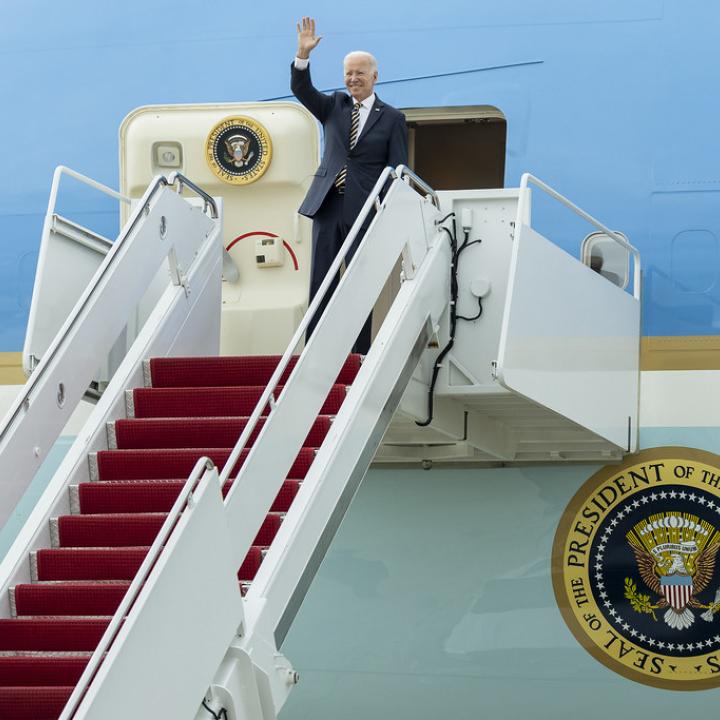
294, 58, 375, 138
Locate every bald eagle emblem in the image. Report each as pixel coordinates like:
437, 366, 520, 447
626, 513, 720, 630
223, 134, 255, 168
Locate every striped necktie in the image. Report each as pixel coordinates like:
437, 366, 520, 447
334, 101, 362, 193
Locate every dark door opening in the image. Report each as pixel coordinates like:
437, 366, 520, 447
408, 111, 506, 190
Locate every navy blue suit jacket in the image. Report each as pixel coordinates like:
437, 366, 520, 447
291, 63, 408, 226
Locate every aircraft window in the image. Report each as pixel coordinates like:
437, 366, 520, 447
581, 231, 630, 290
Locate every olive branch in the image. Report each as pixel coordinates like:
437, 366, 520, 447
624, 577, 659, 621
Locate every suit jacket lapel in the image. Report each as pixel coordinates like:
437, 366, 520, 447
356, 97, 384, 146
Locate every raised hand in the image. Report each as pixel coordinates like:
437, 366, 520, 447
296, 16, 322, 59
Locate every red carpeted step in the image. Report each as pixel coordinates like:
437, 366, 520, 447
56, 512, 281, 549
254, 513, 282, 546
78, 481, 187, 515
35, 548, 148, 582
149, 354, 362, 388
0, 655, 89, 686
131, 384, 347, 418
113, 416, 331, 450
13, 582, 130, 617
95, 447, 315, 481
270, 479, 301, 512
0, 352, 353, 710
238, 547, 264, 581
0, 618, 109, 651
78, 479, 301, 515
0, 686, 74, 718
57, 514, 165, 548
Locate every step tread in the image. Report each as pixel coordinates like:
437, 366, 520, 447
94, 447, 316, 481
0, 618, 110, 652
112, 415, 331, 450
13, 582, 130, 617
76, 478, 301, 514
0, 685, 74, 718
35, 548, 149, 582
148, 354, 361, 388
131, 384, 348, 418
0, 655, 89, 687
56, 513, 283, 548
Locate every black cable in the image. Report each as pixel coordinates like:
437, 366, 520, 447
202, 700, 228, 720
458, 239, 482, 254
416, 220, 484, 427
457, 297, 483, 322
416, 220, 458, 427
436, 211, 456, 225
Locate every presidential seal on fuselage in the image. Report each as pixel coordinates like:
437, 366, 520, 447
205, 116, 272, 185
553, 447, 720, 690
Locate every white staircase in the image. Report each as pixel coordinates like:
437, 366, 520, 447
0, 166, 640, 719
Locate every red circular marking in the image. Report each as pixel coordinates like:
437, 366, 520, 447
225, 231, 300, 271
282, 240, 299, 271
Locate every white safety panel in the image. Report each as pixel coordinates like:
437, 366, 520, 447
496, 222, 639, 450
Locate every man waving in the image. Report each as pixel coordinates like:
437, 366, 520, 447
291, 16, 408, 354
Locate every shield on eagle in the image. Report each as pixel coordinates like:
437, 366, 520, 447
660, 573, 693, 613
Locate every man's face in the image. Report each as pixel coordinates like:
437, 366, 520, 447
344, 55, 377, 102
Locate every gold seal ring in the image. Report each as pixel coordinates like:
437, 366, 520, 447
205, 115, 272, 186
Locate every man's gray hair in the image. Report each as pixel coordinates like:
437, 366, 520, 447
344, 51, 378, 73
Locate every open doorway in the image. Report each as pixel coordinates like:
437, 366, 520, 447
407, 105, 506, 189
372, 106, 507, 340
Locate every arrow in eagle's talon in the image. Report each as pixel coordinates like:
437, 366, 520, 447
701, 589, 720, 622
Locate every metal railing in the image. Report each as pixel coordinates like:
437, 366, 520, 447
396, 164, 440, 209
58, 457, 218, 720
46, 166, 131, 209
1, 172, 217, 447
220, 166, 381, 482
217, 165, 434, 485
517, 173, 642, 300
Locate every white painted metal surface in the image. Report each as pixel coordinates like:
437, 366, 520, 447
23, 166, 130, 377
23, 217, 112, 376
437, 189, 522, 389
0, 175, 220, 529
495, 177, 640, 450
69, 462, 243, 720
245, 224, 449, 643
382, 177, 641, 462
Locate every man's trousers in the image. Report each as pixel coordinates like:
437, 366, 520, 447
305, 187, 372, 354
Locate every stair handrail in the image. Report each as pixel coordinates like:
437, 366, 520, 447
518, 173, 642, 300
219, 165, 414, 484
395, 164, 440, 209
46, 165, 132, 208
58, 456, 218, 720
0, 172, 217, 446
23, 166, 133, 373
168, 171, 219, 219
